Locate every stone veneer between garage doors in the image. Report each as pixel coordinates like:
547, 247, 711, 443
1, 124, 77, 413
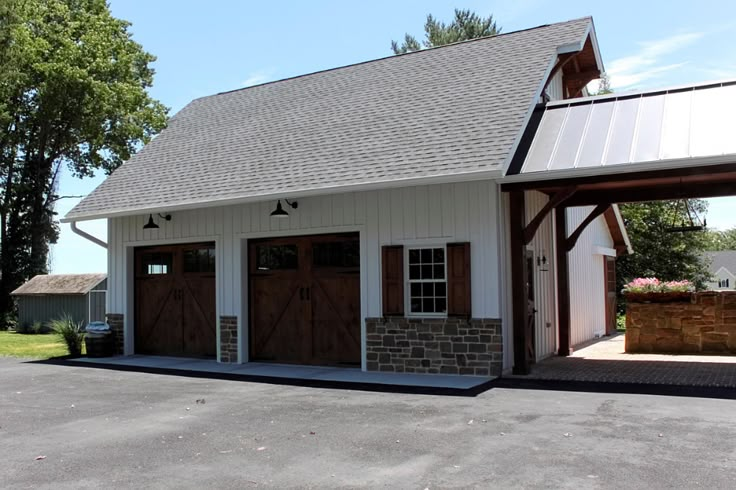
366, 317, 503, 376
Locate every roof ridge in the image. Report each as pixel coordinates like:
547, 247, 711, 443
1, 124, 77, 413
203, 16, 592, 100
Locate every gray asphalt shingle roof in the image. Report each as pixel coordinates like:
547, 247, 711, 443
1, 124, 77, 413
65, 18, 592, 221
11, 274, 107, 296
704, 251, 736, 275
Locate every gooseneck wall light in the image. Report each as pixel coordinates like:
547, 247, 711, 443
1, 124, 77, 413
270, 199, 298, 218
143, 213, 172, 230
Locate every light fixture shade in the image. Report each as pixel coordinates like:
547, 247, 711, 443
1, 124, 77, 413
270, 200, 290, 218
143, 214, 159, 229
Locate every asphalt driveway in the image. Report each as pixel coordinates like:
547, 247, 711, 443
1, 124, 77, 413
1, 357, 735, 489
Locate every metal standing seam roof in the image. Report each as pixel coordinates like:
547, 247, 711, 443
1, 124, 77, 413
10, 274, 107, 296
510, 80, 736, 180
64, 17, 595, 222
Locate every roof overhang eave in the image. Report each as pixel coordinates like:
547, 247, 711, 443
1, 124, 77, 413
62, 168, 505, 223
611, 204, 633, 255
555, 20, 603, 73
502, 153, 736, 187
583, 19, 605, 74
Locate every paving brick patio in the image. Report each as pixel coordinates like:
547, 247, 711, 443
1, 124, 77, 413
511, 334, 736, 387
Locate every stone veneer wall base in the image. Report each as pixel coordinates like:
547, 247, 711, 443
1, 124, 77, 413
366, 317, 502, 376
106, 313, 125, 355
220, 316, 239, 363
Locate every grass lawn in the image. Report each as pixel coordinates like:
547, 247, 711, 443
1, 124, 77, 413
0, 331, 77, 359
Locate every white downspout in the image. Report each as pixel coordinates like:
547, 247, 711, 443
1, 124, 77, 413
70, 221, 108, 249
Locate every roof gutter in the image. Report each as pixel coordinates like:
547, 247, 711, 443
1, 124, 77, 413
70, 221, 107, 249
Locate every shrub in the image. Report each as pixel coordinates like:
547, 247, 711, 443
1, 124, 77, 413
15, 322, 33, 334
31, 321, 53, 334
5, 317, 16, 332
616, 314, 626, 331
0, 313, 14, 331
12, 320, 51, 334
51, 315, 85, 357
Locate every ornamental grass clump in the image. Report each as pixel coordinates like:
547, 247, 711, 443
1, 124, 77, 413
51, 314, 85, 357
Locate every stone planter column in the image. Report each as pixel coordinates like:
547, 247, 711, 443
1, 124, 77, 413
625, 291, 736, 354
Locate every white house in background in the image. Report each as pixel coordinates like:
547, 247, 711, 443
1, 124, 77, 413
63, 17, 631, 377
704, 251, 736, 290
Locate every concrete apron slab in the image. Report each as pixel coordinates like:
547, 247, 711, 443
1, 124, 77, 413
71, 356, 494, 395
512, 334, 736, 388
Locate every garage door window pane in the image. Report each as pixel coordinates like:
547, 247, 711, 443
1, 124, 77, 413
143, 253, 173, 275
313, 240, 359, 268
184, 247, 216, 273
256, 245, 298, 270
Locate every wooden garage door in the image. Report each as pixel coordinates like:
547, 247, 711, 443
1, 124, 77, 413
249, 233, 360, 366
135, 243, 217, 357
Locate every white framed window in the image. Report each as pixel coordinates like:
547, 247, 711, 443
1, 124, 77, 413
406, 246, 447, 316
719, 278, 730, 288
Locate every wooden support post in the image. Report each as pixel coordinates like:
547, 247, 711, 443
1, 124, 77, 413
510, 191, 530, 374
555, 206, 571, 357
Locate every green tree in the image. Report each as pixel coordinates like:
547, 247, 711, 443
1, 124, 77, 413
391, 9, 500, 54
617, 200, 712, 298
0, 0, 168, 319
703, 228, 736, 251
595, 72, 613, 95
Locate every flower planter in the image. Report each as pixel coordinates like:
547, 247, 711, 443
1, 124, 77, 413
624, 291, 692, 303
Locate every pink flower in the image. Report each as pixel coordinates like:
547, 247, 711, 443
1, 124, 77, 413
623, 277, 694, 294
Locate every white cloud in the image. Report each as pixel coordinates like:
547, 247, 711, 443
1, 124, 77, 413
612, 62, 688, 88
696, 64, 736, 82
606, 32, 704, 89
243, 69, 276, 87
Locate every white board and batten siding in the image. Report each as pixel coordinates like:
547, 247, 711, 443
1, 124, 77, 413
499, 192, 618, 367
497, 190, 558, 369
524, 191, 558, 361
107, 181, 503, 361
545, 66, 565, 102
567, 206, 616, 347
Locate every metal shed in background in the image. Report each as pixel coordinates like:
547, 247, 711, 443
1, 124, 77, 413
11, 274, 107, 328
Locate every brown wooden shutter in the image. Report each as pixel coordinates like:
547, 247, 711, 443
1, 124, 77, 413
447, 242, 471, 317
382, 245, 404, 316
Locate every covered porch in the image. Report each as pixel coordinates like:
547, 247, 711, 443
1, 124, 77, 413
508, 334, 736, 387
503, 80, 736, 374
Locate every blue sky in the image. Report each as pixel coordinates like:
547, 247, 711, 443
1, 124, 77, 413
51, 0, 736, 273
